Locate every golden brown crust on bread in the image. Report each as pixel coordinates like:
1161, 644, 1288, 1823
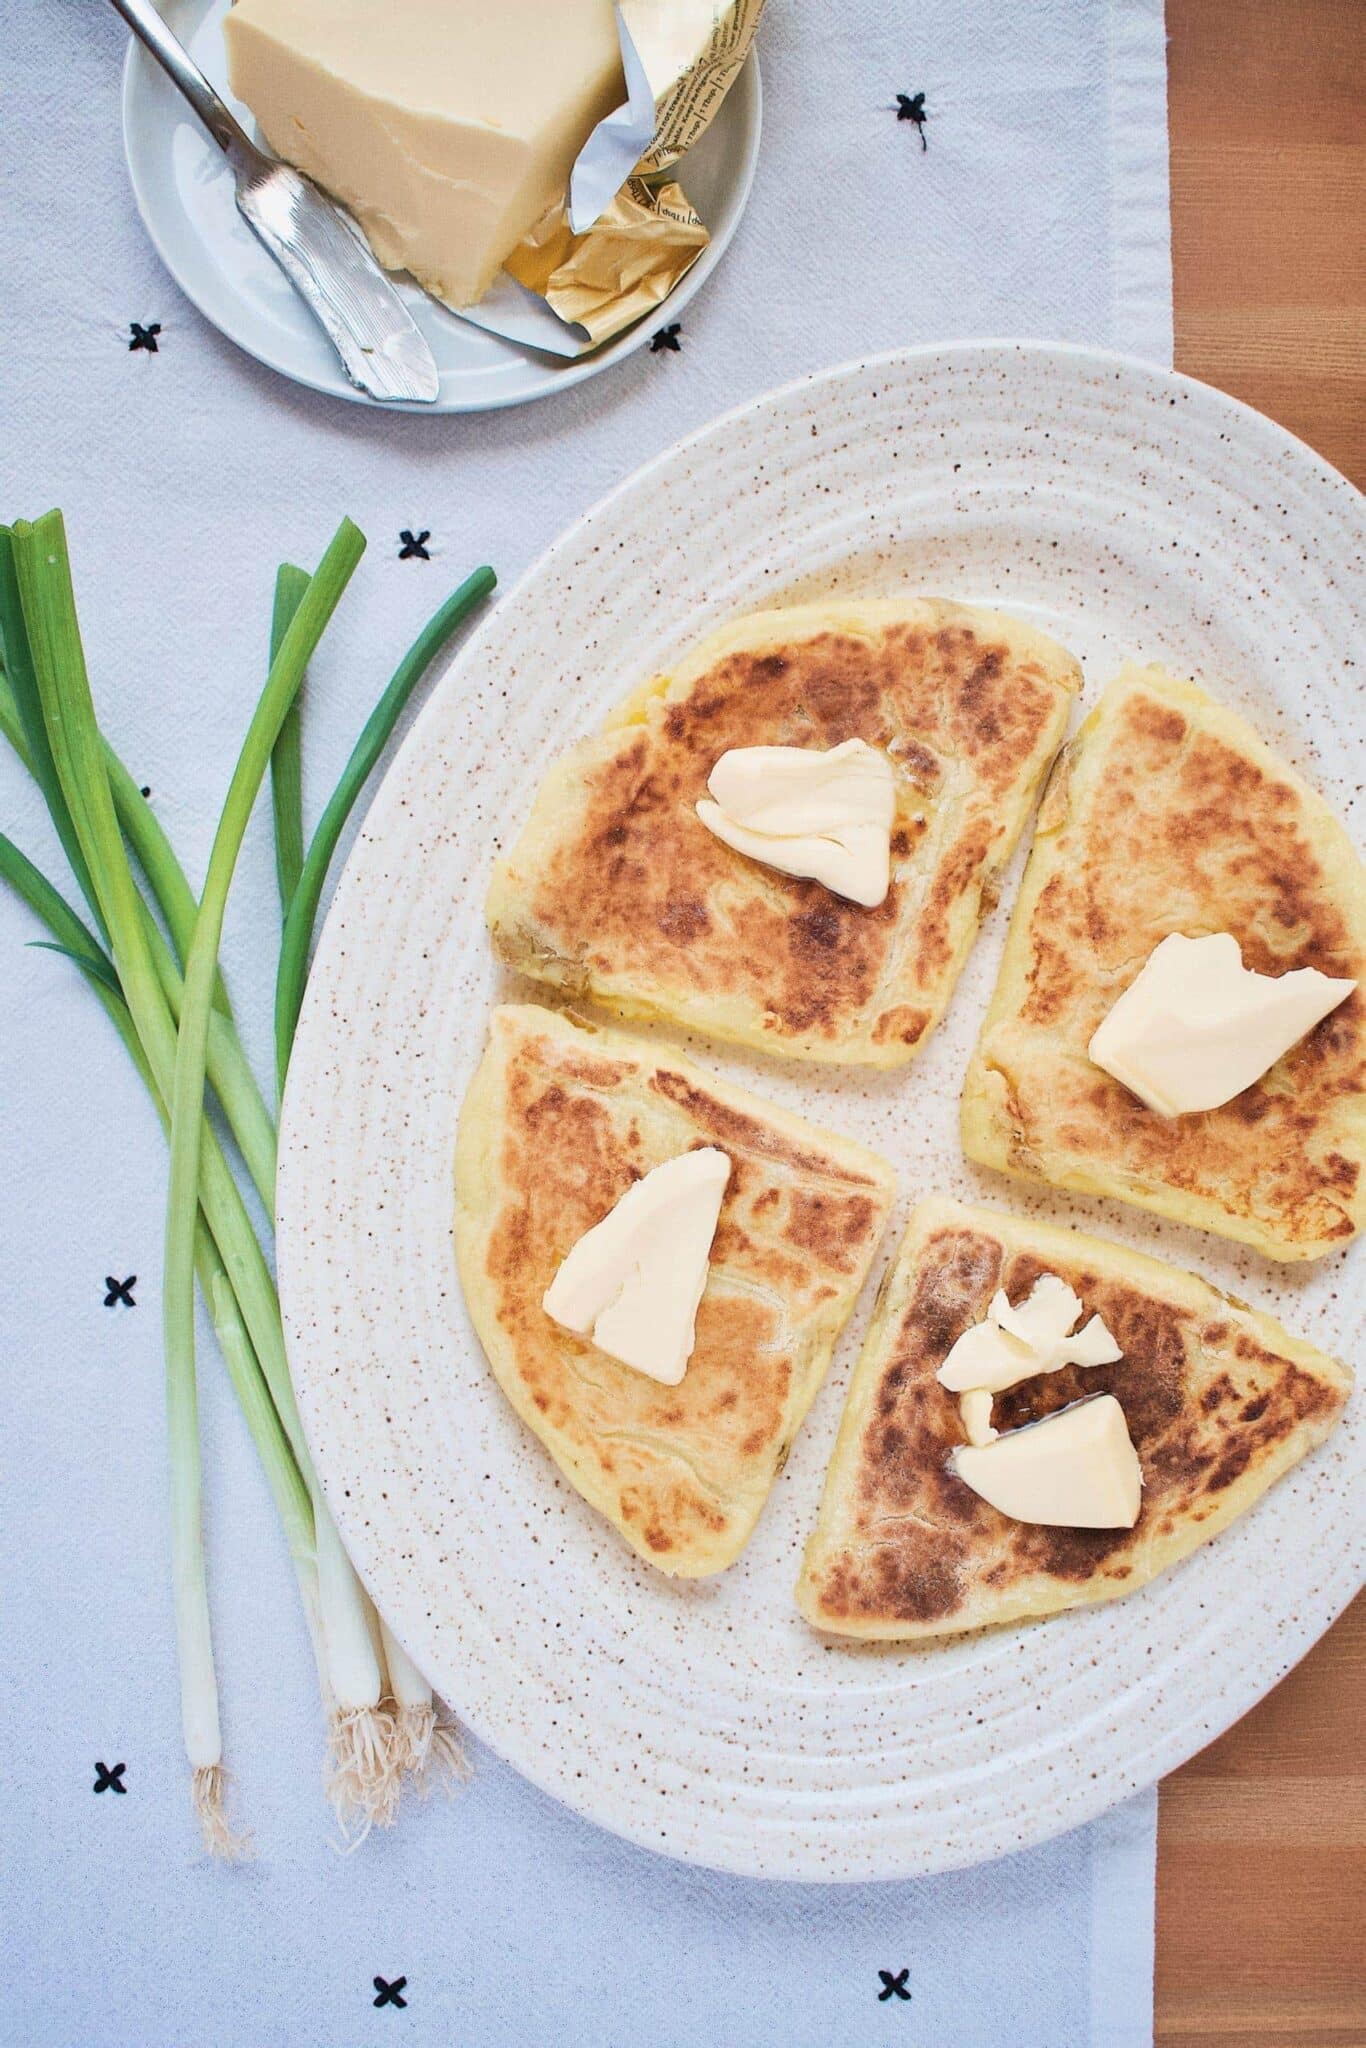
455, 1005, 895, 1576
796, 1198, 1352, 1638
486, 601, 1079, 1066
961, 664, 1366, 1259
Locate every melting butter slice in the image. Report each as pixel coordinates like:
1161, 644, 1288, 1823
949, 1394, 1143, 1529
937, 1273, 1121, 1396
1088, 931, 1356, 1118
695, 739, 896, 907
542, 1148, 729, 1385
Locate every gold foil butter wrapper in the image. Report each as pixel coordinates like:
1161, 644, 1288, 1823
505, 178, 708, 345
632, 0, 766, 176
505, 0, 765, 348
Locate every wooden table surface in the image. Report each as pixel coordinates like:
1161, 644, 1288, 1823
1160, 3, 1364, 2041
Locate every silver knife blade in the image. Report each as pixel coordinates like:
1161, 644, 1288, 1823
236, 163, 441, 404
108, 0, 439, 405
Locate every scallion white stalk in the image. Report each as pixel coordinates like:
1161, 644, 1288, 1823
316, 1510, 397, 1841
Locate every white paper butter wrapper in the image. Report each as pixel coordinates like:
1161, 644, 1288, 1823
569, 4, 662, 234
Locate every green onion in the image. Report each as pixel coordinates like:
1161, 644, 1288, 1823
160, 516, 364, 1827
3, 516, 489, 1848
266, 558, 492, 1812
274, 564, 496, 1097
154, 520, 411, 1833
12, 510, 247, 1845
267, 560, 492, 1801
270, 564, 310, 918
10, 511, 355, 1847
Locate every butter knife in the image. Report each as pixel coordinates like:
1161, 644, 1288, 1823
110, 0, 440, 404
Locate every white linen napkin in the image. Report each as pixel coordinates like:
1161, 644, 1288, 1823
1, 1, 1169, 2042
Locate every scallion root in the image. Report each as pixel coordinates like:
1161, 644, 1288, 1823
191, 1765, 251, 1861
376, 1623, 469, 1796
421, 1716, 472, 1795
385, 1700, 472, 1795
325, 1704, 403, 1848
376, 1700, 472, 1802
390, 1699, 434, 1777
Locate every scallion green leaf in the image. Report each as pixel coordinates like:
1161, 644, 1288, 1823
270, 564, 310, 919
26, 937, 123, 993
274, 563, 495, 1094
0, 528, 104, 934
1, 682, 278, 1210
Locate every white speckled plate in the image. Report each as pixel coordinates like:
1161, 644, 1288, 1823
277, 342, 1364, 1879
121, 0, 760, 413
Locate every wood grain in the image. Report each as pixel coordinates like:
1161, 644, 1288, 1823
1169, 0, 1366, 486
1160, 1, 1365, 2039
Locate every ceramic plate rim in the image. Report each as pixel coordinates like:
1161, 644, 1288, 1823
277, 339, 1364, 1880
119, 11, 762, 414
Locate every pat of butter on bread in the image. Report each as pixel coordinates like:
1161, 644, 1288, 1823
948, 1394, 1143, 1529
542, 1148, 729, 1385
1088, 930, 1355, 1117
696, 739, 897, 907
936, 1273, 1121, 1395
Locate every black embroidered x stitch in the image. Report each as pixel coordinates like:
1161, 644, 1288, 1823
128, 322, 161, 352
373, 1977, 407, 2009
398, 530, 430, 560
878, 1969, 911, 2002
94, 1761, 127, 1794
895, 92, 928, 150
104, 1275, 136, 1308
650, 322, 682, 353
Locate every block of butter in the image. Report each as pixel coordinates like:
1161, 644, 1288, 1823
223, 0, 626, 310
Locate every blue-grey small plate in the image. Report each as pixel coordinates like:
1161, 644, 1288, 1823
121, 0, 762, 413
